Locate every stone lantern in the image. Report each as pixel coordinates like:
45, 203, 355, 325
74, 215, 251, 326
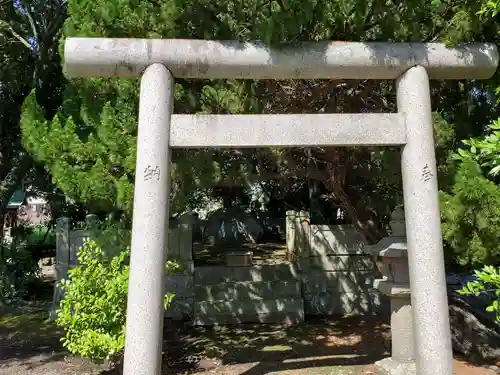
370, 206, 415, 375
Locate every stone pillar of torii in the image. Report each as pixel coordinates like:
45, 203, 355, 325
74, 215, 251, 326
64, 38, 498, 375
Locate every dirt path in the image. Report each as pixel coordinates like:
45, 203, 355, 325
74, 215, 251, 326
0, 304, 497, 375
0, 303, 104, 375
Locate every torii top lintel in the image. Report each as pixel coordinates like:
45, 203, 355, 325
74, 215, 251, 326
64, 38, 499, 80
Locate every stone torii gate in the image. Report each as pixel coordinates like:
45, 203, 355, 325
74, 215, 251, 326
64, 38, 498, 375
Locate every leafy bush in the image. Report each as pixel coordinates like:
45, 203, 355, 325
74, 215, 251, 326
24, 224, 55, 245
440, 159, 500, 268
56, 240, 177, 364
459, 265, 500, 322
0, 239, 40, 304
453, 119, 500, 178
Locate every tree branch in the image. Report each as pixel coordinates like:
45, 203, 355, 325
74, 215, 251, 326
0, 21, 34, 51
24, 5, 39, 46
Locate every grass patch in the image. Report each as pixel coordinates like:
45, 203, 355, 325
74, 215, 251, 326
0, 309, 48, 329
0, 306, 60, 341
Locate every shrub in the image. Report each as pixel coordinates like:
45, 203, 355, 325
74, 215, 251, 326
440, 159, 500, 268
56, 240, 178, 364
0, 239, 40, 304
24, 224, 55, 245
459, 265, 500, 322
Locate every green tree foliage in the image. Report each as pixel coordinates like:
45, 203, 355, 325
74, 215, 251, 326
449, 0, 500, 322
0, 0, 67, 229
454, 119, 500, 177
440, 105, 500, 271
0, 239, 40, 304
20, 0, 500, 240
440, 159, 500, 268
56, 239, 177, 363
57, 240, 130, 363
438, 0, 500, 269
459, 265, 500, 322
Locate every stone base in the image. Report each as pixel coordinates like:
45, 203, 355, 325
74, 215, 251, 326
226, 251, 253, 267
375, 357, 416, 375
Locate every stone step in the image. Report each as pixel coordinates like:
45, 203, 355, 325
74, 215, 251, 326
194, 297, 304, 317
194, 264, 298, 284
301, 270, 374, 294
195, 280, 301, 301
296, 254, 374, 272
193, 310, 304, 326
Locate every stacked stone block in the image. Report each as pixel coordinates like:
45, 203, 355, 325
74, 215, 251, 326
193, 263, 304, 326
286, 210, 383, 316
164, 223, 195, 320
50, 216, 94, 320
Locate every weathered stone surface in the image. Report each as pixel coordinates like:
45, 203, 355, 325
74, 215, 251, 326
309, 224, 366, 256
375, 357, 416, 375
69, 230, 91, 265
285, 210, 310, 260
302, 271, 374, 295
164, 275, 194, 320
195, 280, 301, 301
204, 208, 263, 245
193, 311, 304, 326
65, 38, 499, 80
226, 251, 253, 267
305, 254, 374, 272
303, 289, 386, 316
195, 297, 304, 316
449, 293, 500, 363
170, 114, 407, 148
194, 264, 298, 284
398, 67, 455, 374
165, 297, 194, 320
166, 225, 193, 261
193, 263, 303, 326
389, 297, 414, 361
165, 275, 193, 297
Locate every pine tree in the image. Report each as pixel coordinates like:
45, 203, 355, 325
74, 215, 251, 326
20, 0, 500, 239
441, 159, 500, 268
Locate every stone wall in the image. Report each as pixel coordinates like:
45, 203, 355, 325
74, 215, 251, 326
52, 212, 384, 323
164, 223, 194, 320
192, 264, 304, 325
286, 210, 384, 316
51, 217, 194, 321
50, 217, 91, 320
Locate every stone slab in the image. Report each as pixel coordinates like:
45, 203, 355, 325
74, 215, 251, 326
170, 114, 406, 148
65, 38, 499, 80
374, 357, 416, 375
297, 255, 374, 272
193, 310, 304, 326
303, 290, 387, 316
194, 264, 298, 284
166, 226, 193, 261
164, 275, 194, 320
194, 297, 304, 316
165, 275, 193, 298
195, 280, 301, 301
165, 297, 194, 320
302, 271, 374, 295
309, 225, 366, 256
